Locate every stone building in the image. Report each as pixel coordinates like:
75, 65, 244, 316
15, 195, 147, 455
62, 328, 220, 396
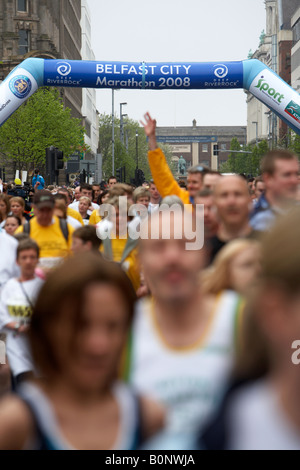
247, 0, 299, 146
156, 120, 247, 172
0, 0, 82, 118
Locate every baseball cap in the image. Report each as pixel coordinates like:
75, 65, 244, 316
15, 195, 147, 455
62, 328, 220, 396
33, 190, 55, 209
14, 178, 22, 185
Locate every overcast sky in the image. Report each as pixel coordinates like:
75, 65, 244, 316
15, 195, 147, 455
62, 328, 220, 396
88, 0, 266, 127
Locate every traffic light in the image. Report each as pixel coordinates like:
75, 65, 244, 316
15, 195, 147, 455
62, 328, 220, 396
116, 167, 122, 182
45, 146, 56, 185
55, 149, 64, 172
213, 144, 219, 156
135, 168, 145, 186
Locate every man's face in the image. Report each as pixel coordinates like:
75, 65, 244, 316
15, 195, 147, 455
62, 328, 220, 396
214, 176, 251, 228
82, 188, 93, 200
17, 248, 39, 278
140, 212, 204, 305
149, 183, 160, 201
194, 195, 218, 236
265, 158, 299, 202
203, 173, 222, 191
108, 178, 117, 188
34, 206, 54, 227
71, 237, 91, 253
74, 187, 81, 201
255, 181, 265, 199
93, 186, 101, 200
187, 173, 203, 198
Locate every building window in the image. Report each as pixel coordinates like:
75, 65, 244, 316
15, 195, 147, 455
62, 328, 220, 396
17, 0, 28, 12
18, 30, 30, 55
221, 144, 227, 151
202, 144, 208, 152
293, 19, 300, 46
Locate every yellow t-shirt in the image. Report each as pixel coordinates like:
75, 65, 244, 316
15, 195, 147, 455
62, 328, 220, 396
67, 207, 84, 225
89, 209, 102, 226
100, 238, 140, 291
16, 216, 74, 268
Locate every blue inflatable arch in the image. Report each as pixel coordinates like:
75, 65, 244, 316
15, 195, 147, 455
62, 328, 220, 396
0, 58, 300, 135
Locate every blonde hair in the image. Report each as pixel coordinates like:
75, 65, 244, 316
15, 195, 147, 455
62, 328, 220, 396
201, 239, 261, 295
10, 196, 25, 209
79, 196, 91, 205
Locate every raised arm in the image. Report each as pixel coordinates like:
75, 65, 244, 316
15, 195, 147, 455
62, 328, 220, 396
140, 112, 158, 151
140, 113, 189, 204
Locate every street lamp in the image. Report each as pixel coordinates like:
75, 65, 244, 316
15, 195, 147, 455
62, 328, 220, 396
120, 102, 127, 145
136, 131, 139, 170
252, 121, 258, 146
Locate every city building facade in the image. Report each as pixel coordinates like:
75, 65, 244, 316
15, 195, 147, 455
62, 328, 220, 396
0, 0, 82, 119
247, 0, 299, 147
156, 121, 247, 172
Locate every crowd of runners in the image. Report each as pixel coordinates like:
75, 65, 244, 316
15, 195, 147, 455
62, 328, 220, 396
0, 112, 299, 450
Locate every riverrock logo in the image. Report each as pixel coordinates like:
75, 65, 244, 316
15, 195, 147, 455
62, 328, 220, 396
9, 75, 32, 99
214, 64, 229, 79
57, 62, 72, 77
285, 100, 300, 124
255, 76, 284, 104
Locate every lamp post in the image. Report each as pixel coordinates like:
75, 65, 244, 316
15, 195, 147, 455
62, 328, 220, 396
136, 131, 139, 170
112, 90, 115, 175
120, 102, 127, 145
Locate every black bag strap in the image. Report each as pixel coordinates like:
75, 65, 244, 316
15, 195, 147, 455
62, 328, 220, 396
23, 219, 68, 242
58, 218, 69, 242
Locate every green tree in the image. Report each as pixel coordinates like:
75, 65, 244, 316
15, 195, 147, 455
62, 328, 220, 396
99, 113, 176, 183
220, 138, 269, 176
0, 88, 86, 174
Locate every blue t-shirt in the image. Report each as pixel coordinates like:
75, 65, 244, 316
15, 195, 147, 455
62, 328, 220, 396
32, 175, 45, 190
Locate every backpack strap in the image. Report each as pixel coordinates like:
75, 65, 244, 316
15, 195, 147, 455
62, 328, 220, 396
58, 218, 69, 242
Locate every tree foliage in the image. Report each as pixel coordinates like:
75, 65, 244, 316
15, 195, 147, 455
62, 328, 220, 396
0, 88, 86, 173
219, 138, 269, 176
99, 113, 175, 183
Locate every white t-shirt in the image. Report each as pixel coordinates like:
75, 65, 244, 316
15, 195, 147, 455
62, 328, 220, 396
0, 276, 44, 376
66, 215, 82, 229
228, 380, 300, 450
0, 231, 19, 293
69, 201, 99, 216
129, 291, 241, 442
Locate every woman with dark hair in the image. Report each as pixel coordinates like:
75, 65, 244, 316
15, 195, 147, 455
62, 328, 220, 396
0, 253, 164, 450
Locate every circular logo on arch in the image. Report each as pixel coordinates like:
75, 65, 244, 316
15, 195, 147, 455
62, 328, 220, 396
9, 75, 32, 99
213, 64, 229, 79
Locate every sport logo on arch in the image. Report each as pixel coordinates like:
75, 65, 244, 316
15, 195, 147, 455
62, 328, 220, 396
285, 100, 300, 125
9, 75, 32, 99
57, 62, 72, 77
214, 64, 229, 79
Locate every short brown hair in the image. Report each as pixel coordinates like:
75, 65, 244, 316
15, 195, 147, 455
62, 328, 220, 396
29, 253, 136, 376
260, 149, 298, 175
73, 225, 101, 250
17, 238, 40, 259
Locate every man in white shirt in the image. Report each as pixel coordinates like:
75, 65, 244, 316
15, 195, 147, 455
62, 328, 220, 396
69, 184, 99, 214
